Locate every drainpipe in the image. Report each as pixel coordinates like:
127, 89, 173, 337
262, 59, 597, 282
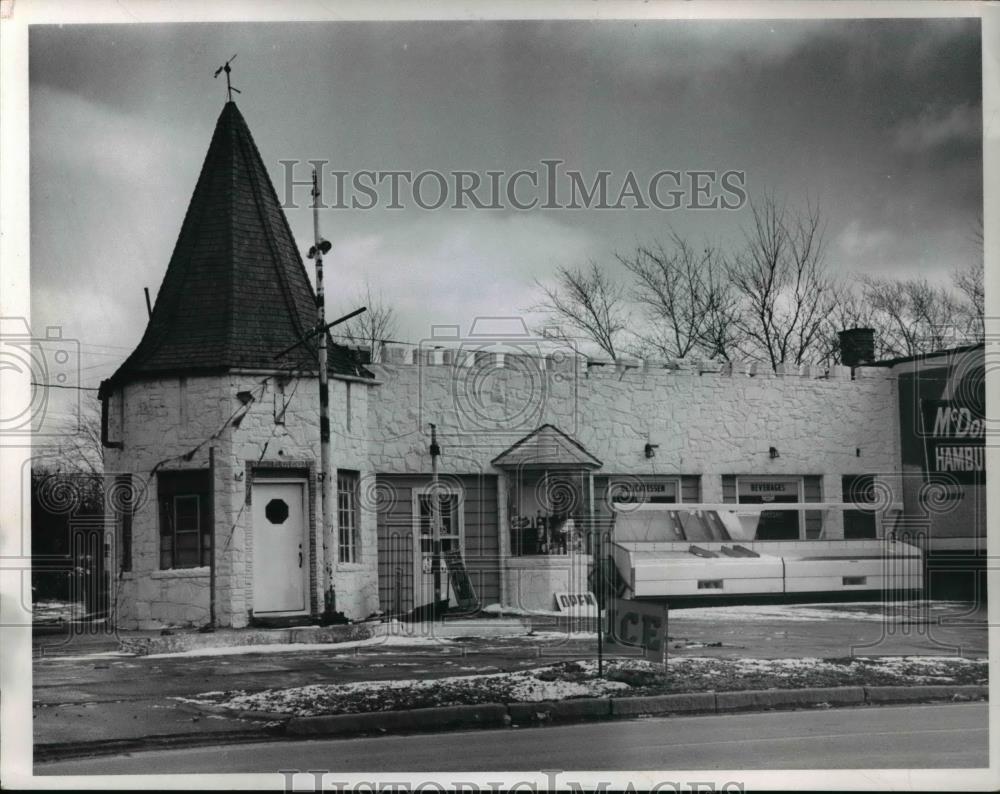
207, 445, 216, 630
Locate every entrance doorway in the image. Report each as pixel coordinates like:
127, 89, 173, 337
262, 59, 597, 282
252, 479, 309, 615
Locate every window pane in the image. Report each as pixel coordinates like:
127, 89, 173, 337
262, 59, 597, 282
338, 471, 359, 563
175, 548, 201, 568
175, 495, 200, 531
175, 533, 199, 551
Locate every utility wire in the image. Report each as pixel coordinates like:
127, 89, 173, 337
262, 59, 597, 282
30, 382, 100, 391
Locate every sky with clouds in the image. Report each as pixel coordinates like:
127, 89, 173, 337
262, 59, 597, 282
28, 17, 982, 396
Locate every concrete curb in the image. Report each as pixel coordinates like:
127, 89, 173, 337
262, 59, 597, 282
281, 684, 988, 739
865, 685, 987, 703
611, 692, 719, 717
37, 685, 988, 760
717, 686, 866, 711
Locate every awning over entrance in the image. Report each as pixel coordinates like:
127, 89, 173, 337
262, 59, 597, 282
491, 424, 603, 470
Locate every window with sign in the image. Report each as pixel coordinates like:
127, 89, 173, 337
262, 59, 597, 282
735, 477, 801, 540
607, 478, 680, 506
508, 471, 585, 556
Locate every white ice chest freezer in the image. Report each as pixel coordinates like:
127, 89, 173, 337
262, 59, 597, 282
610, 504, 923, 598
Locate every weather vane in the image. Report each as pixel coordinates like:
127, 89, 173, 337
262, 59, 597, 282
213, 54, 241, 102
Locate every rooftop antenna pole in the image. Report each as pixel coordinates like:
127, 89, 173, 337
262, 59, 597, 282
309, 167, 337, 621
213, 54, 241, 102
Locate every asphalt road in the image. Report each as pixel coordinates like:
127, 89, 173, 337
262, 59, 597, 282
37, 703, 988, 775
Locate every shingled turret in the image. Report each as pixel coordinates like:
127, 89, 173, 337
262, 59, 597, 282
103, 101, 369, 392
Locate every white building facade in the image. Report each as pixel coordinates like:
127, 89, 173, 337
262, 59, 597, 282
100, 103, 985, 630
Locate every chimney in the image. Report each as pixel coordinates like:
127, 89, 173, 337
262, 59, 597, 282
838, 328, 876, 368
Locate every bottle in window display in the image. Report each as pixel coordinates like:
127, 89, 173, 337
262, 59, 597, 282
558, 515, 573, 555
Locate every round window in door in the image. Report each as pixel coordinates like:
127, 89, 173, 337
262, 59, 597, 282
265, 498, 290, 524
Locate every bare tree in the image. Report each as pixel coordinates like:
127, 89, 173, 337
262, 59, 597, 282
620, 232, 741, 360
859, 275, 963, 358
333, 281, 400, 361
726, 193, 839, 367
953, 214, 984, 342
952, 261, 984, 342
532, 261, 629, 358
33, 396, 104, 476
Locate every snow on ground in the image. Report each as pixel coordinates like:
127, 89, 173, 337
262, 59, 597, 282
481, 603, 595, 618
34, 651, 136, 662
175, 653, 985, 717
144, 633, 455, 659
33, 600, 87, 622
175, 661, 632, 715
486, 600, 972, 624
668, 600, 967, 623
668, 654, 986, 683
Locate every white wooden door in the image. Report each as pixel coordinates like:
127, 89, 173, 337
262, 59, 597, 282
252, 480, 308, 615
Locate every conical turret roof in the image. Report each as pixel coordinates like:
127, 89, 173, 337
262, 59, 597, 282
104, 101, 370, 391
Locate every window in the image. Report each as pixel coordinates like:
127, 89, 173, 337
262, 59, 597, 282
843, 474, 878, 539
338, 470, 360, 563
158, 470, 211, 569
735, 477, 801, 540
509, 471, 583, 556
114, 474, 134, 573
607, 477, 680, 506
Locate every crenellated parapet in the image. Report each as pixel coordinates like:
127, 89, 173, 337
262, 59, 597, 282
360, 343, 891, 382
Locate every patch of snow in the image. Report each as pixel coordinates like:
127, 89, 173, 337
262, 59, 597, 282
669, 600, 971, 624
508, 677, 630, 702
144, 633, 454, 659
518, 631, 596, 641
35, 651, 136, 662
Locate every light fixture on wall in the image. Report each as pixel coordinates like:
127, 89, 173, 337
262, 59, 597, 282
769, 446, 780, 459
644, 443, 659, 459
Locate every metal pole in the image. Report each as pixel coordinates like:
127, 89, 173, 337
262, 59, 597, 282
208, 445, 216, 630
313, 167, 336, 619
429, 423, 442, 616
143, 287, 153, 319
590, 472, 602, 677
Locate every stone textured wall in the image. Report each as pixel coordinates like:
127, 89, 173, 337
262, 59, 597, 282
106, 345, 903, 628
106, 372, 379, 630
228, 374, 379, 624
104, 375, 229, 630
367, 348, 901, 513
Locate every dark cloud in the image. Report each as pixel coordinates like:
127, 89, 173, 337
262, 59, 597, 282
27, 17, 983, 384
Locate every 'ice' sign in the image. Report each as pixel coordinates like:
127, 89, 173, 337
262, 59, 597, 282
609, 598, 669, 662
